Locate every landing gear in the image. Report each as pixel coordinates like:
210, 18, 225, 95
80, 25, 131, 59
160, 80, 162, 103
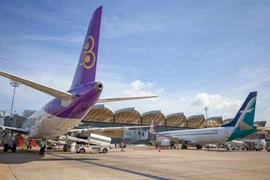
3, 143, 17, 153
63, 144, 70, 152
11, 143, 17, 153
170, 141, 175, 148
47, 146, 53, 150
3, 132, 17, 153
196, 145, 202, 150
3, 144, 9, 152
181, 144, 187, 149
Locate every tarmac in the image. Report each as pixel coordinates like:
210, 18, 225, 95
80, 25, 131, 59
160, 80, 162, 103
0, 146, 270, 180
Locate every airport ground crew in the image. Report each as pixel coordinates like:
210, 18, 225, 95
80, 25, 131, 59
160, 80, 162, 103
120, 141, 125, 152
26, 140, 31, 150
39, 139, 46, 155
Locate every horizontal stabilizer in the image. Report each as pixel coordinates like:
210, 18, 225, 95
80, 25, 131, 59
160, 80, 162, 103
0, 71, 74, 101
0, 125, 29, 134
239, 121, 254, 131
97, 95, 158, 103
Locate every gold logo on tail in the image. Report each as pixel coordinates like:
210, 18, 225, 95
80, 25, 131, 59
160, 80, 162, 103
80, 36, 96, 69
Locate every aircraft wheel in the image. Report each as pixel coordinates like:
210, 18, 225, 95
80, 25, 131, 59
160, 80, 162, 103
196, 145, 202, 149
79, 148, 85, 154
11, 143, 17, 153
102, 148, 108, 153
3, 144, 9, 152
47, 147, 53, 150
63, 144, 70, 152
181, 145, 187, 149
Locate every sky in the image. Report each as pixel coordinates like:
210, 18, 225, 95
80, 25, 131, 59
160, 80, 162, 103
0, 0, 269, 125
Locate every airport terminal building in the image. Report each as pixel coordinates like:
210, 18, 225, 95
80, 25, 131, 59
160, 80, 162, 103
73, 105, 268, 144
3, 107, 268, 145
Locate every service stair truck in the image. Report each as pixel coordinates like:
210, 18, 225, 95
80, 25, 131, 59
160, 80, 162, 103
62, 133, 112, 153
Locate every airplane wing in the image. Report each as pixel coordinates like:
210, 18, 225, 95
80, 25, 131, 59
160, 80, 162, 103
0, 125, 29, 134
149, 121, 187, 143
152, 132, 184, 142
69, 125, 150, 133
97, 96, 158, 103
0, 71, 74, 101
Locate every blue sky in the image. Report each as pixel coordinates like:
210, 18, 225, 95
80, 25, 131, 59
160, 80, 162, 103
0, 0, 270, 124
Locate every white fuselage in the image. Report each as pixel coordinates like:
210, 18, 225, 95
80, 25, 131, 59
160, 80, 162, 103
157, 127, 235, 145
21, 108, 81, 139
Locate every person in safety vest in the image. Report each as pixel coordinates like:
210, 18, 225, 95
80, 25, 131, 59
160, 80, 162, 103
39, 139, 46, 155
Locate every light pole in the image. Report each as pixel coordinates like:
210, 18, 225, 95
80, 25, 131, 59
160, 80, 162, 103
204, 107, 209, 128
0, 110, 6, 116
10, 80, 19, 127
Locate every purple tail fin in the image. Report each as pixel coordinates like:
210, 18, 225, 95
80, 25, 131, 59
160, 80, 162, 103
70, 6, 102, 89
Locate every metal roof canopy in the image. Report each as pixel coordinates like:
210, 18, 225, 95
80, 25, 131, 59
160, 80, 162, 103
223, 118, 233, 125
206, 116, 223, 128
166, 113, 187, 127
187, 115, 205, 128
254, 121, 267, 127
142, 110, 165, 126
114, 108, 141, 125
83, 104, 114, 123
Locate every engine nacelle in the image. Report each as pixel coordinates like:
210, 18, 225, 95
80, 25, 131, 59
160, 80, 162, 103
161, 139, 174, 147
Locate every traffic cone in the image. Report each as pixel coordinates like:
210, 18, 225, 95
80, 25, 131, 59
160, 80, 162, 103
150, 147, 152, 150
158, 146, 161, 152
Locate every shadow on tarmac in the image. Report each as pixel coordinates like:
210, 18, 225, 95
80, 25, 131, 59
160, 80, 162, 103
0, 147, 169, 180
0, 148, 99, 165
50, 153, 170, 180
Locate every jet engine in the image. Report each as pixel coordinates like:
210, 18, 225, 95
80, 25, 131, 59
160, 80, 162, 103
161, 139, 175, 147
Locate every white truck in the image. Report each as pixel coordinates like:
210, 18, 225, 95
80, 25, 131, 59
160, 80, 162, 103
266, 141, 270, 152
243, 139, 263, 151
76, 145, 109, 154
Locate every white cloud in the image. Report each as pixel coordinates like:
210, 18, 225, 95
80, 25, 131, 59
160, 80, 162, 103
23, 33, 85, 44
127, 48, 147, 52
102, 13, 165, 38
180, 97, 186, 102
124, 80, 163, 98
190, 93, 242, 110
265, 108, 270, 121
0, 54, 12, 60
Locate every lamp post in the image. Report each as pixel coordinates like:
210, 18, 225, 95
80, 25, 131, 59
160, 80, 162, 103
0, 110, 6, 116
204, 107, 209, 128
10, 80, 19, 127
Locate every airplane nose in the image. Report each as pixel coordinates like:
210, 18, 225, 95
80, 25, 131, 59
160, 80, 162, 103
95, 82, 103, 92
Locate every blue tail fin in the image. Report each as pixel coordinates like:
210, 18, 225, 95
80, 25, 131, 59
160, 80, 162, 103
70, 6, 102, 89
222, 91, 257, 128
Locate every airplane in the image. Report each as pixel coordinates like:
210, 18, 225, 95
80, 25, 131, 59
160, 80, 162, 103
0, 6, 157, 153
150, 91, 257, 149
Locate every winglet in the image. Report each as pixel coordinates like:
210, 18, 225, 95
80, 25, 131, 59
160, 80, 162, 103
150, 120, 156, 134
